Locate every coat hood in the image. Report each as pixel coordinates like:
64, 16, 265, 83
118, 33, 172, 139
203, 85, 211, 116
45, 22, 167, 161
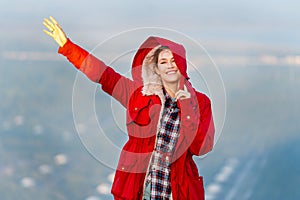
132, 36, 189, 96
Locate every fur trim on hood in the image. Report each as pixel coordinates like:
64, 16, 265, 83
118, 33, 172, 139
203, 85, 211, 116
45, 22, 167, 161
131, 36, 189, 96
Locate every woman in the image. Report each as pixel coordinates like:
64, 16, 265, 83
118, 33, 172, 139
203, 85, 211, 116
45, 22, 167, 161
43, 16, 215, 200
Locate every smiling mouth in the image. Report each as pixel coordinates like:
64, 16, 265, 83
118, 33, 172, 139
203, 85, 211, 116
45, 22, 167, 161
166, 70, 177, 75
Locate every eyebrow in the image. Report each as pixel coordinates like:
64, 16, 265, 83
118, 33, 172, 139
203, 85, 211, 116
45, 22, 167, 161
158, 57, 175, 62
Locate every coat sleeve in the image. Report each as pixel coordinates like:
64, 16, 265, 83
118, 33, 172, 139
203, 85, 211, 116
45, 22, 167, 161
177, 90, 215, 157
190, 93, 215, 156
58, 39, 135, 108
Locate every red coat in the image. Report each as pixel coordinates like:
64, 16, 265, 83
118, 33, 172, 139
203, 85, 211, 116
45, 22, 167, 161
58, 36, 215, 200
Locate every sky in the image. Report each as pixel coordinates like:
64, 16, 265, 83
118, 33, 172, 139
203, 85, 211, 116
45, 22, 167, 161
1, 0, 300, 49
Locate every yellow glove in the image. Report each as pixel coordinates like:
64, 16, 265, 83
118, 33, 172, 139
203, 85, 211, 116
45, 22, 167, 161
43, 16, 67, 47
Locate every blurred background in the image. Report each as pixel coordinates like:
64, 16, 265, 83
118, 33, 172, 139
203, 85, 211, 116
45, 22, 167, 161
0, 0, 300, 199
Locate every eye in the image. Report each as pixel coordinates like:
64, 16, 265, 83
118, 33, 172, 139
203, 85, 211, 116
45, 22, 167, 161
160, 61, 167, 64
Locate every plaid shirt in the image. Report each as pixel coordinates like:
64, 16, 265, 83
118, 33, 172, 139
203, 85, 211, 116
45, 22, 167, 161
146, 91, 180, 199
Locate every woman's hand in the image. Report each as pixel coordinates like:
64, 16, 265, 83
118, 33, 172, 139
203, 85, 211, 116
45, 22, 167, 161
43, 16, 67, 47
175, 85, 191, 100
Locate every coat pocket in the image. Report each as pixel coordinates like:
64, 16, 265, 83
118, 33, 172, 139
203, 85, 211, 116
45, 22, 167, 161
127, 98, 151, 126
188, 176, 205, 200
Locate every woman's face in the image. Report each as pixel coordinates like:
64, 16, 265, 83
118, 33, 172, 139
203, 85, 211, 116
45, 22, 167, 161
156, 49, 182, 85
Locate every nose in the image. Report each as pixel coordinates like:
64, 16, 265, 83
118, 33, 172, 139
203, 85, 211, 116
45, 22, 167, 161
167, 61, 176, 69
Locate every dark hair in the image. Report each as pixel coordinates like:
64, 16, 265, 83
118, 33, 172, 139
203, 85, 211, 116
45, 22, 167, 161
152, 46, 170, 65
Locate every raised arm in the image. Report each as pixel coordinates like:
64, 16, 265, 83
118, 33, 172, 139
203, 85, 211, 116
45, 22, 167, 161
43, 16, 135, 107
